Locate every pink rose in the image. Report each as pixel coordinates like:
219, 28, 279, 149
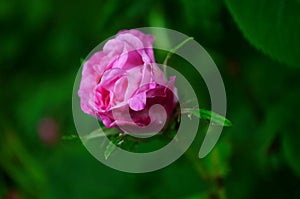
78, 29, 177, 133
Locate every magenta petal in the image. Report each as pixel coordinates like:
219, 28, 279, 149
100, 68, 125, 90
128, 92, 147, 111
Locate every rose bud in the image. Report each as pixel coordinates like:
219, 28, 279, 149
37, 117, 60, 146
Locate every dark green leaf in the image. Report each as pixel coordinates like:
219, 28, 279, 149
282, 130, 300, 177
280, 91, 300, 177
203, 140, 232, 178
224, 0, 300, 67
184, 193, 210, 199
80, 58, 85, 65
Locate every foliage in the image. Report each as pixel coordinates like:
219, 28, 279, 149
1, 0, 300, 198
224, 0, 300, 67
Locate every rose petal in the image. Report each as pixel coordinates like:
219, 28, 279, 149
128, 92, 147, 111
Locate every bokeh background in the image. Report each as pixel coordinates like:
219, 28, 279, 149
1, 0, 300, 198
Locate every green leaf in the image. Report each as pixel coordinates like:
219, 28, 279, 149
280, 91, 300, 177
81, 128, 119, 144
224, 0, 300, 67
265, 90, 300, 177
104, 141, 117, 160
62, 134, 79, 141
282, 130, 300, 177
104, 135, 123, 160
202, 140, 232, 178
80, 58, 85, 65
189, 109, 232, 127
184, 192, 210, 199
0, 132, 46, 197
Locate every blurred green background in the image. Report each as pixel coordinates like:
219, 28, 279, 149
1, 0, 300, 198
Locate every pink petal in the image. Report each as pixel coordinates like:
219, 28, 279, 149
128, 92, 147, 111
